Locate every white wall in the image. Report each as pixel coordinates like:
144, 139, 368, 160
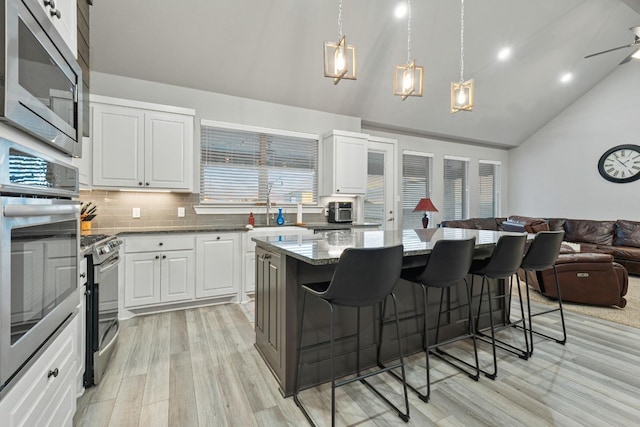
509, 61, 640, 221
365, 129, 510, 226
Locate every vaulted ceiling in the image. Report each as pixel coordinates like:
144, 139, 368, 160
90, 0, 640, 148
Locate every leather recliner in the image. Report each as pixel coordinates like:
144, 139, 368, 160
519, 252, 628, 308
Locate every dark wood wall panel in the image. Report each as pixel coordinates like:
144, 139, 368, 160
77, 0, 91, 137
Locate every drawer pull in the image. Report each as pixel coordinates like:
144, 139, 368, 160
80, 272, 86, 278
48, 368, 59, 378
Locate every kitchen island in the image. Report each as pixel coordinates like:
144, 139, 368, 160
253, 228, 525, 396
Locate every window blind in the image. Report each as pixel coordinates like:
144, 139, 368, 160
478, 161, 500, 218
443, 157, 469, 221
402, 153, 432, 229
200, 124, 318, 204
364, 151, 385, 224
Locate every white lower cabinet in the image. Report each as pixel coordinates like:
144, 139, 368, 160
196, 234, 241, 299
0, 314, 78, 427
124, 233, 243, 310
123, 235, 195, 308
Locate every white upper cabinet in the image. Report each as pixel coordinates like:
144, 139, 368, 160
36, 0, 77, 57
91, 96, 195, 191
320, 130, 368, 195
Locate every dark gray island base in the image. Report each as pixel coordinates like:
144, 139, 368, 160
253, 228, 523, 397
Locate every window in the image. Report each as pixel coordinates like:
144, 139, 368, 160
478, 161, 501, 218
365, 151, 385, 224
443, 156, 469, 221
402, 152, 433, 229
200, 122, 318, 204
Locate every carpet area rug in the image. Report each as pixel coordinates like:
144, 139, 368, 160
518, 275, 640, 329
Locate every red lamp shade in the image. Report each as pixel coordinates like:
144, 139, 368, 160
413, 198, 438, 228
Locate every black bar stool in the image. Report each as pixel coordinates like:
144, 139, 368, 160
469, 233, 528, 379
293, 245, 410, 426
389, 237, 477, 403
519, 230, 567, 356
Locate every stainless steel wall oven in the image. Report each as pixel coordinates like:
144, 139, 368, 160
0, 139, 79, 396
0, 0, 83, 157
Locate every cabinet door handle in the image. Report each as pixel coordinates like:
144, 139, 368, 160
80, 272, 86, 278
50, 8, 61, 18
159, 242, 163, 246
216, 236, 220, 240
155, 255, 160, 259
145, 182, 150, 186
48, 368, 59, 378
138, 182, 143, 186
43, 0, 55, 8
162, 255, 167, 259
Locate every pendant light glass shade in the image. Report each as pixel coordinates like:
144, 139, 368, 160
394, 60, 423, 100
451, 79, 474, 112
324, 36, 357, 84
394, 0, 422, 100
451, 0, 473, 113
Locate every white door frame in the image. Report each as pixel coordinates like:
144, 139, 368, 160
363, 136, 398, 230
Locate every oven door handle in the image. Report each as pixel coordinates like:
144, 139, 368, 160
98, 256, 120, 275
4, 204, 80, 217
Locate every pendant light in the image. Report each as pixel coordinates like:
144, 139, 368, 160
451, 0, 474, 113
323, 0, 356, 84
394, 0, 423, 100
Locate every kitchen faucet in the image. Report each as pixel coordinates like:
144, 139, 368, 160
266, 181, 273, 226
266, 179, 282, 226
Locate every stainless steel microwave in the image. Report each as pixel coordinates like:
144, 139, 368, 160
328, 201, 353, 223
0, 0, 83, 157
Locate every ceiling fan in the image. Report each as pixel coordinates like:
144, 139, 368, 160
584, 26, 640, 65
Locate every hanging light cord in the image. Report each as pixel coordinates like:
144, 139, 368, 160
460, 0, 465, 82
407, 0, 412, 63
338, 0, 343, 39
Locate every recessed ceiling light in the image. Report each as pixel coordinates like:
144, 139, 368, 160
560, 73, 573, 83
497, 47, 511, 61
394, 3, 408, 19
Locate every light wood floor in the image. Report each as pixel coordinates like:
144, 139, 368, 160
73, 300, 640, 427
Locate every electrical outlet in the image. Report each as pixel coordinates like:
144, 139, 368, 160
132, 207, 141, 218
178, 207, 185, 218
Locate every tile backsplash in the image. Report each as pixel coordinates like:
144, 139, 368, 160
79, 190, 325, 231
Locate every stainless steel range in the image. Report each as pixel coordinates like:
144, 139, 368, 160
82, 234, 122, 387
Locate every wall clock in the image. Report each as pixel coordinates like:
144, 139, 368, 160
597, 144, 640, 183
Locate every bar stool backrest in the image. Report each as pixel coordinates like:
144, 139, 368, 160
417, 237, 476, 288
320, 245, 404, 307
521, 230, 565, 271
477, 234, 528, 279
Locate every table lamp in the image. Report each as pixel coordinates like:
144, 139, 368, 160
414, 198, 438, 228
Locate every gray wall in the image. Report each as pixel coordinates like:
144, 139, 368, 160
91, 71, 511, 224
509, 61, 640, 221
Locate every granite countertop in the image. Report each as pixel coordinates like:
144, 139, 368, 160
302, 222, 380, 230
84, 222, 380, 236
85, 225, 251, 236
252, 228, 523, 265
